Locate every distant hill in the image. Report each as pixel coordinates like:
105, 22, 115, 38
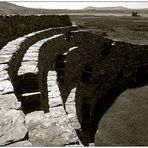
0, 2, 57, 14
0, 2, 27, 14
83, 6, 130, 11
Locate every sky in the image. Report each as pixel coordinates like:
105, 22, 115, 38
5, 1, 148, 10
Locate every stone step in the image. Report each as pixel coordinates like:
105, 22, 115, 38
13, 73, 39, 93
47, 71, 63, 108
0, 80, 14, 95
0, 28, 62, 95
21, 92, 41, 114
63, 46, 78, 56
14, 34, 63, 93
65, 87, 81, 130
47, 70, 82, 146
0, 94, 21, 110
55, 46, 78, 85
18, 34, 63, 76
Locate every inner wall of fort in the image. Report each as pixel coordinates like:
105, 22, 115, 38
0, 15, 148, 146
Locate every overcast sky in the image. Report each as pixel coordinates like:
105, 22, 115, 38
7, 1, 148, 10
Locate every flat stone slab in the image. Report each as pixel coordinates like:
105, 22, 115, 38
0, 55, 12, 64
0, 109, 28, 146
63, 46, 78, 55
0, 70, 9, 81
0, 64, 8, 72
0, 94, 21, 110
0, 80, 14, 94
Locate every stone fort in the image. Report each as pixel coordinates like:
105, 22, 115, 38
0, 15, 148, 146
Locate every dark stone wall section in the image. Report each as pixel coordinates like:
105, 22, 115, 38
55, 31, 148, 145
0, 15, 72, 50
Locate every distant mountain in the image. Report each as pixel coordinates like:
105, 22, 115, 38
83, 6, 130, 11
0, 2, 27, 14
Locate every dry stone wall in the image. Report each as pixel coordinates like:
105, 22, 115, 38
50, 30, 148, 145
0, 15, 148, 146
0, 15, 72, 50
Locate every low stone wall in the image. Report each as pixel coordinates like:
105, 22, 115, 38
0, 15, 72, 50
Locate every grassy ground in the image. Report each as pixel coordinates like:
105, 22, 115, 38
70, 15, 148, 44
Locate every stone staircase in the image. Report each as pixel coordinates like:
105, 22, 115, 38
0, 25, 83, 146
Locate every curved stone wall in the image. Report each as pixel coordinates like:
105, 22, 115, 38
0, 15, 148, 146
0, 15, 72, 50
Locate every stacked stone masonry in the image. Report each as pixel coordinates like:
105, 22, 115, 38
0, 15, 148, 146
0, 15, 72, 50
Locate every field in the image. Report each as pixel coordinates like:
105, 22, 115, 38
70, 15, 148, 44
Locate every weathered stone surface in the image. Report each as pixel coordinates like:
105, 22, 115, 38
0, 94, 21, 110
0, 55, 12, 64
48, 96, 63, 108
0, 70, 9, 81
26, 111, 79, 146
95, 86, 148, 146
47, 71, 63, 108
18, 63, 38, 75
5, 140, 32, 147
0, 64, 8, 72
65, 88, 81, 130
0, 109, 28, 146
0, 80, 14, 94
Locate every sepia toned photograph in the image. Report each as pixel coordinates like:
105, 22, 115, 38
0, 0, 148, 146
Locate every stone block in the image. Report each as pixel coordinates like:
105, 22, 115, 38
0, 109, 28, 146
0, 94, 21, 110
